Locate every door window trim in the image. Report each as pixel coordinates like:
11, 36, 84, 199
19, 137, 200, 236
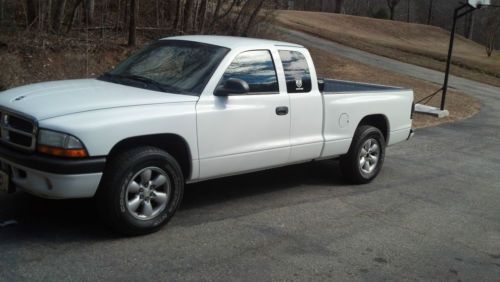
216, 49, 280, 96
278, 49, 313, 94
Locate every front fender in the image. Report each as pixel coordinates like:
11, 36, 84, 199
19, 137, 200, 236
38, 102, 199, 158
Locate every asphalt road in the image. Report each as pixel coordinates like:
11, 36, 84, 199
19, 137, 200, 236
1, 34, 500, 281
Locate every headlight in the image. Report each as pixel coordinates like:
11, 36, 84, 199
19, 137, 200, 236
37, 129, 88, 158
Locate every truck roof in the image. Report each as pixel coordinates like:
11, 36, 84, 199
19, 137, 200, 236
161, 35, 304, 49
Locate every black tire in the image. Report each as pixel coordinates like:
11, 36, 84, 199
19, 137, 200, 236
97, 146, 184, 235
340, 125, 386, 184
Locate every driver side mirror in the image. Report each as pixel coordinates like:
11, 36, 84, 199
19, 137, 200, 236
214, 78, 250, 96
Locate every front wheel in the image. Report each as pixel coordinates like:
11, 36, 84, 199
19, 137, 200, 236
98, 147, 184, 235
340, 125, 386, 184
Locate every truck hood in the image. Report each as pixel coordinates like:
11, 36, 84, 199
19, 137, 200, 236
0, 79, 199, 120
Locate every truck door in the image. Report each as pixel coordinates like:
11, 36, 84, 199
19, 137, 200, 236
278, 49, 324, 162
196, 50, 291, 179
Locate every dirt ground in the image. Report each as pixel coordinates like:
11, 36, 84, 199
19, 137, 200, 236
0, 30, 145, 91
275, 10, 500, 88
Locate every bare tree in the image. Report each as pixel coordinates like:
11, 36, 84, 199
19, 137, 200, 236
155, 0, 160, 27
52, 0, 66, 32
198, 0, 208, 33
128, 0, 137, 46
386, 0, 401, 20
209, 0, 238, 33
231, 0, 250, 35
66, 0, 83, 32
182, 0, 196, 33
212, 0, 223, 21
406, 0, 410, 22
47, 0, 52, 29
427, 0, 433, 25
210, 0, 236, 26
334, 0, 343, 13
465, 12, 475, 39
242, 0, 265, 36
83, 0, 94, 25
26, 0, 37, 26
174, 0, 183, 32
484, 13, 500, 57
0, 0, 5, 22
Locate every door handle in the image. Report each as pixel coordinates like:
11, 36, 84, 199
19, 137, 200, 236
276, 106, 289, 116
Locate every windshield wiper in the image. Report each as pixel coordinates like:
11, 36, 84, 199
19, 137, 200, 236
99, 73, 191, 95
118, 74, 169, 92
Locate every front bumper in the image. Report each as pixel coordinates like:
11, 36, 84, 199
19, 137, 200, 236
0, 145, 106, 199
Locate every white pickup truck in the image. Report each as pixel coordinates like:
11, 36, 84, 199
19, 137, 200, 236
0, 36, 414, 234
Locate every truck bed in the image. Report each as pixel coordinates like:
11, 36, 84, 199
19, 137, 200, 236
321, 79, 403, 93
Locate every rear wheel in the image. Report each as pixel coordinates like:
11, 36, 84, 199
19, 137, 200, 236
98, 146, 184, 235
340, 125, 386, 184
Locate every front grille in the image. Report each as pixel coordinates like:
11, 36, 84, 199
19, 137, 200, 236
0, 110, 37, 151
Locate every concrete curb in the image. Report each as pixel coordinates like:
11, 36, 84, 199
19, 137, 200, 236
415, 104, 450, 118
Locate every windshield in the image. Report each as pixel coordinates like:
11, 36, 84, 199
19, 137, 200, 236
99, 40, 229, 96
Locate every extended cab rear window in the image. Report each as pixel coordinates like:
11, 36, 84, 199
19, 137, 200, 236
220, 50, 279, 94
279, 50, 312, 93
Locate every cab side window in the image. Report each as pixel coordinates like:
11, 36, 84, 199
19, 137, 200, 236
220, 50, 279, 94
279, 50, 312, 93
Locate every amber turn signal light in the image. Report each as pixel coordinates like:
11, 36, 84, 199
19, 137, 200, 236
37, 145, 88, 158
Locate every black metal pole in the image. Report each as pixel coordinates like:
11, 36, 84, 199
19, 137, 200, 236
441, 3, 473, 110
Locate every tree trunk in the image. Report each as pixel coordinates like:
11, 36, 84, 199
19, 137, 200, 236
123, 0, 129, 34
0, 0, 5, 22
211, 0, 222, 23
182, 0, 195, 34
486, 36, 494, 57
199, 0, 208, 33
406, 0, 410, 22
334, 0, 343, 13
66, 0, 82, 32
173, 0, 183, 33
387, 0, 400, 21
231, 0, 251, 35
88, 0, 95, 24
156, 0, 160, 27
25, 0, 38, 26
193, 0, 201, 31
100, 0, 108, 41
114, 0, 121, 30
47, 0, 52, 29
467, 12, 475, 39
128, 0, 137, 46
209, 0, 238, 33
427, 0, 433, 25
52, 0, 66, 32
83, 0, 94, 25
167, 0, 176, 23
222, 0, 238, 18
242, 0, 264, 36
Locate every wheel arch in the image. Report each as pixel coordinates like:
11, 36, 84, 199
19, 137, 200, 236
107, 134, 192, 180
357, 114, 390, 144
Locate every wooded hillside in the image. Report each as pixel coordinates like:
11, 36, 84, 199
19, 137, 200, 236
0, 1, 498, 50
0, 0, 498, 91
